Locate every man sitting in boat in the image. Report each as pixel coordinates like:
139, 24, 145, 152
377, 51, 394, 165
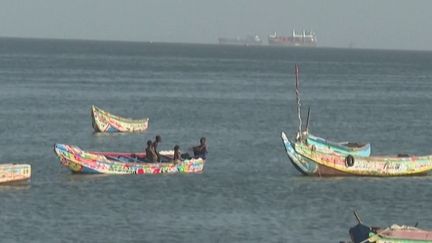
152, 135, 162, 162
193, 137, 208, 159
173, 145, 182, 164
145, 140, 157, 163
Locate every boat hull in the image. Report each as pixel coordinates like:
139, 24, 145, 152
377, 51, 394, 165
350, 223, 432, 243
0, 164, 31, 184
281, 132, 432, 176
281, 132, 319, 175
91, 105, 149, 133
54, 144, 205, 175
306, 133, 371, 157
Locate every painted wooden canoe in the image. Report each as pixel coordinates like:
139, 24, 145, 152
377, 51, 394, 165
306, 133, 371, 157
0, 164, 31, 184
281, 132, 432, 176
53, 144, 205, 175
91, 105, 149, 133
350, 223, 432, 243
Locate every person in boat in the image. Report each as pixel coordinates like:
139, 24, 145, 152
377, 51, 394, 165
152, 135, 162, 162
193, 137, 208, 159
173, 145, 182, 164
145, 140, 157, 163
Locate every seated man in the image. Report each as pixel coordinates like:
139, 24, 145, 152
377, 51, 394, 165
152, 135, 162, 162
193, 137, 208, 159
145, 140, 157, 163
173, 145, 182, 164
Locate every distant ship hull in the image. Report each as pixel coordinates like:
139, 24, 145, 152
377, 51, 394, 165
218, 35, 263, 46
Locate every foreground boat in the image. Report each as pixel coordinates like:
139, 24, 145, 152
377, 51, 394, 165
349, 212, 432, 243
53, 144, 205, 175
0, 164, 31, 184
282, 132, 432, 176
91, 105, 149, 133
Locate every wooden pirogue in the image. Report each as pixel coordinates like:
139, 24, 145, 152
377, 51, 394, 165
91, 105, 149, 133
285, 64, 371, 158
0, 164, 31, 184
306, 133, 371, 157
349, 212, 432, 243
53, 144, 205, 175
282, 132, 432, 176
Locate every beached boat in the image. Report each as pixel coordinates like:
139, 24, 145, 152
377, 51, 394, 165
0, 164, 31, 184
91, 105, 149, 133
282, 132, 432, 176
349, 213, 432, 243
53, 144, 205, 175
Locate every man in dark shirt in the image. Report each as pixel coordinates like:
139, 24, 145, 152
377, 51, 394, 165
173, 145, 182, 164
145, 140, 157, 163
152, 135, 162, 162
193, 137, 208, 159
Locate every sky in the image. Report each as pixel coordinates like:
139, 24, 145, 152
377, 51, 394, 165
0, 0, 431, 50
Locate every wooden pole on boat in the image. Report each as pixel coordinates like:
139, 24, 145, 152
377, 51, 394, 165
353, 210, 363, 224
305, 106, 311, 134
295, 64, 302, 139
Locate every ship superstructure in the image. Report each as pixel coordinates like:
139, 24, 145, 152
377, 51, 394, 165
268, 30, 317, 47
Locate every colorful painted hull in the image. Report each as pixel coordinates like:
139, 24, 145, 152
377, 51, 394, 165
306, 133, 371, 157
91, 105, 149, 133
281, 132, 319, 175
281, 132, 432, 176
0, 164, 31, 184
350, 223, 432, 243
53, 144, 205, 175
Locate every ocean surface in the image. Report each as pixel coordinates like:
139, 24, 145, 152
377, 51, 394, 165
0, 38, 432, 242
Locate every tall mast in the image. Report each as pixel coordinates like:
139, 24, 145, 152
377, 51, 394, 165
295, 64, 302, 138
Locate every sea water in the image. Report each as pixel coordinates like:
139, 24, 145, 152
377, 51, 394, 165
0, 38, 431, 242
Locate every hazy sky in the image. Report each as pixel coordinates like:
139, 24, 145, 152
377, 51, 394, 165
1, 0, 431, 50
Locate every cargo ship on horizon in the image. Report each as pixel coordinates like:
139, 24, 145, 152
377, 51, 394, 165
268, 30, 317, 47
218, 35, 263, 46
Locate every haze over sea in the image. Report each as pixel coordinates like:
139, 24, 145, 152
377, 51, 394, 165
0, 38, 431, 242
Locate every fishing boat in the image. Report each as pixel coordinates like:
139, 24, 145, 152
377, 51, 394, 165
363, 225, 432, 243
283, 64, 371, 158
348, 212, 432, 243
53, 144, 205, 175
91, 105, 149, 133
306, 133, 371, 157
0, 164, 31, 184
282, 132, 432, 176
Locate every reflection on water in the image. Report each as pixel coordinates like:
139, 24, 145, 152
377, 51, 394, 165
0, 183, 31, 192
